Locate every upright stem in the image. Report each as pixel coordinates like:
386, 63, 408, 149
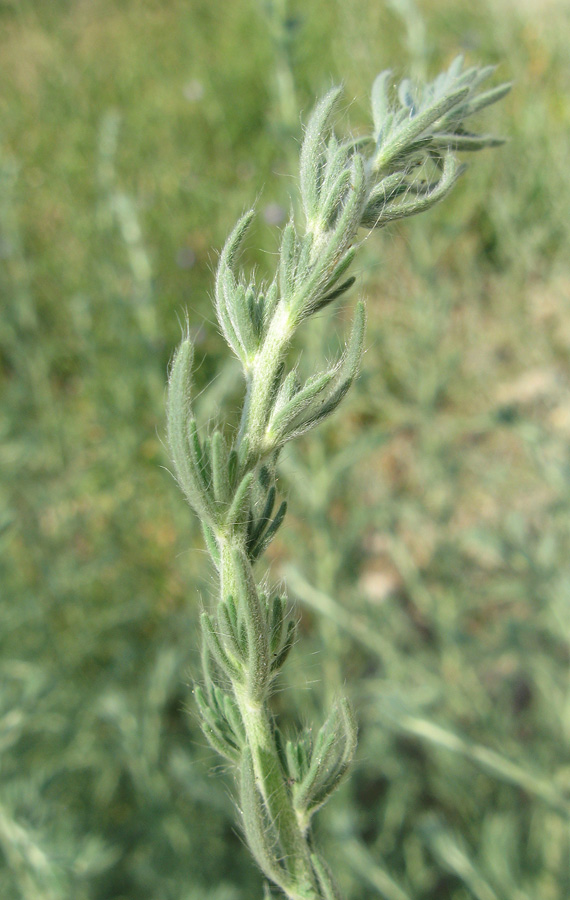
237, 303, 294, 463
219, 540, 321, 899
235, 687, 318, 898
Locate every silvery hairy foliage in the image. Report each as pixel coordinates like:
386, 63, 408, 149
166, 56, 509, 900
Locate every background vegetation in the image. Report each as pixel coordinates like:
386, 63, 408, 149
1, 0, 569, 897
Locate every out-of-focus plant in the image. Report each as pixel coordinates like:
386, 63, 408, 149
166, 57, 508, 899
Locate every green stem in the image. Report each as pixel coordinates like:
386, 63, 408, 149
235, 687, 319, 899
219, 540, 322, 900
237, 302, 294, 464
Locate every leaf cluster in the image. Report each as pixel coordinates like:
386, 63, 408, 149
362, 55, 511, 226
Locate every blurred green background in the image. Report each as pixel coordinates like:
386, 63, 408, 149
1, 0, 569, 898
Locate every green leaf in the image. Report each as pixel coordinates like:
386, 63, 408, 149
447, 81, 512, 121
290, 300, 366, 438
227, 448, 238, 492
312, 275, 356, 314
222, 692, 246, 745
200, 612, 242, 681
269, 596, 286, 655
430, 132, 506, 152
215, 210, 256, 365
247, 484, 276, 555
240, 748, 293, 891
226, 471, 255, 532
279, 220, 298, 298
318, 166, 354, 230
293, 698, 357, 817
211, 430, 230, 505
229, 547, 270, 700
300, 86, 343, 220
195, 686, 241, 763
201, 522, 220, 567
250, 500, 287, 562
324, 245, 357, 291
294, 231, 314, 286
218, 600, 246, 663
166, 339, 217, 525
187, 419, 211, 493
371, 70, 393, 140
293, 155, 366, 323
311, 853, 343, 900
364, 154, 464, 228
270, 619, 296, 674
285, 740, 303, 783
373, 84, 469, 172
229, 279, 259, 361
269, 370, 335, 442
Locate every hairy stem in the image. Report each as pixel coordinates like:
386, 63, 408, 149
237, 303, 294, 465
220, 543, 323, 899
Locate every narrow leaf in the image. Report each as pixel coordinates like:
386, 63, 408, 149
279, 221, 298, 299
430, 132, 506, 151
311, 854, 343, 900
230, 547, 270, 700
211, 430, 230, 504
294, 698, 357, 815
291, 300, 366, 437
227, 279, 258, 362
215, 210, 255, 363
247, 485, 276, 554
286, 740, 302, 782
201, 612, 241, 680
187, 419, 211, 492
270, 619, 296, 673
370, 154, 464, 227
269, 596, 286, 655
218, 601, 246, 663
250, 500, 287, 561
312, 276, 356, 314
223, 693, 246, 744
167, 339, 217, 525
201, 522, 220, 567
300, 86, 343, 220
195, 686, 240, 763
371, 70, 392, 139
374, 85, 470, 171
448, 81, 512, 121
227, 448, 238, 492
269, 370, 335, 440
226, 471, 255, 531
240, 748, 292, 890
319, 166, 354, 230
